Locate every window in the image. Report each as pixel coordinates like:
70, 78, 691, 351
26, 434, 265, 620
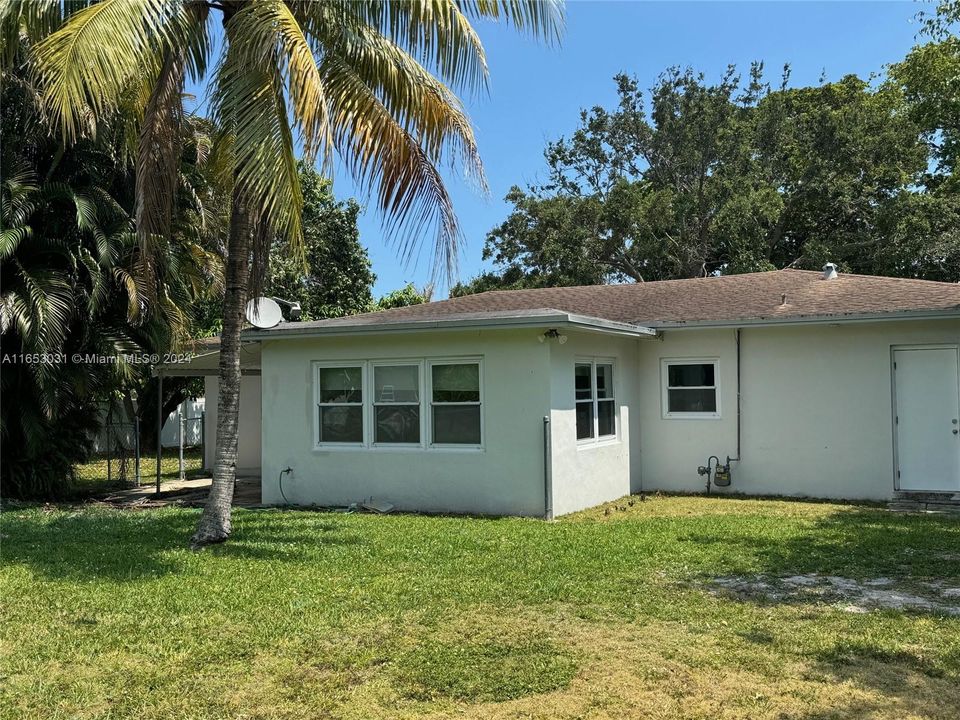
373, 364, 420, 444
317, 365, 364, 443
430, 361, 482, 445
313, 358, 482, 449
576, 360, 617, 442
663, 359, 719, 418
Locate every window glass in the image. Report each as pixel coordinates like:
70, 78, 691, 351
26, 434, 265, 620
668, 363, 714, 388
319, 406, 363, 443
668, 388, 717, 413
316, 360, 484, 448
375, 406, 420, 443
318, 366, 362, 403
374, 365, 419, 403
576, 401, 594, 440
372, 365, 420, 443
665, 361, 718, 415
596, 364, 613, 400
597, 399, 616, 436
576, 361, 615, 440
575, 363, 593, 401
432, 364, 479, 402
433, 405, 481, 444
318, 365, 363, 443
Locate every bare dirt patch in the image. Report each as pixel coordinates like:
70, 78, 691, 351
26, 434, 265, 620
708, 574, 960, 615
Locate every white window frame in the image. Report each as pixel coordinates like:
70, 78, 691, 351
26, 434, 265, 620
576, 357, 618, 446
312, 357, 483, 451
314, 361, 367, 447
427, 357, 484, 450
370, 360, 425, 448
661, 358, 721, 419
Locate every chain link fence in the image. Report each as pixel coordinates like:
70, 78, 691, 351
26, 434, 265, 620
72, 411, 206, 495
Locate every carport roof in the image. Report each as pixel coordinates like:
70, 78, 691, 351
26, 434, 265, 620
154, 337, 261, 376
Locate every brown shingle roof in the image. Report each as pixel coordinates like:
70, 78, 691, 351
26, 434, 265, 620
268, 270, 960, 333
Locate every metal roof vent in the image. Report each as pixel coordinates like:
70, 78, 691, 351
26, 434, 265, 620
822, 262, 838, 280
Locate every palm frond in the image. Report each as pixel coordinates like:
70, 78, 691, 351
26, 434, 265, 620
137, 48, 186, 255
137, 2, 210, 262
231, 0, 333, 168
457, 0, 564, 43
296, 0, 490, 95
7, 259, 74, 351
306, 10, 485, 189
33, 0, 185, 141
321, 52, 463, 280
212, 21, 303, 248
0, 0, 61, 66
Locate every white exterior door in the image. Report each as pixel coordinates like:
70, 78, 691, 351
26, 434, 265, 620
893, 346, 960, 492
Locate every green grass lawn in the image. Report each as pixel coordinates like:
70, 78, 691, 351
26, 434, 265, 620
71, 447, 205, 496
2, 496, 959, 719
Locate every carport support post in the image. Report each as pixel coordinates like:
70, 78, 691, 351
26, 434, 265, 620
134, 415, 141, 487
106, 406, 112, 485
178, 412, 185, 482
156, 372, 163, 494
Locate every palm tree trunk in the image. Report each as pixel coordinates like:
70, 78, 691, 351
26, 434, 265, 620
191, 194, 250, 548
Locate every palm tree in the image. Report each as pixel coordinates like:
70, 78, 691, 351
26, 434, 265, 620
27, 0, 563, 546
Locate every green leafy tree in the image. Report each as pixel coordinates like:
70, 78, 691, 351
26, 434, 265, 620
889, 38, 960, 185
375, 283, 429, 310
267, 164, 374, 321
460, 61, 958, 293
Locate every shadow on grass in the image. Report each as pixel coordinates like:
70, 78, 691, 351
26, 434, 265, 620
0, 507, 361, 582
700, 507, 960, 716
791, 652, 960, 720
689, 506, 960, 579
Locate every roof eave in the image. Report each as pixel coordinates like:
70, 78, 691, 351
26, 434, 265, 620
242, 311, 657, 341
648, 308, 960, 329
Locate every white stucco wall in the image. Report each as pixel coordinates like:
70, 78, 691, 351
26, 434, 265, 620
259, 328, 552, 516
203, 375, 262, 473
547, 330, 644, 516
638, 319, 960, 500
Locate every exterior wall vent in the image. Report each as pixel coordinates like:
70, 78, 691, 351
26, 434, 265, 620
822, 262, 838, 280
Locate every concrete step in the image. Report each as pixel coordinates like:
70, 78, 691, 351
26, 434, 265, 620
893, 490, 960, 502
889, 494, 960, 514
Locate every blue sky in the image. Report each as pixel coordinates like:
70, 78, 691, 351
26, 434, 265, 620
193, 2, 930, 297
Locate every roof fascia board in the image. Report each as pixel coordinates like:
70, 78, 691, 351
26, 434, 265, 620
649, 309, 960, 330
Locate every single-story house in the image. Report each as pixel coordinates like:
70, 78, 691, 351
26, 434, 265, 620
172, 266, 960, 517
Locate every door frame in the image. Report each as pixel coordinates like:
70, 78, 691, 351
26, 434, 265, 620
890, 343, 960, 492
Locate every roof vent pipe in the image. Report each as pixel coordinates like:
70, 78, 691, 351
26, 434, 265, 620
822, 262, 838, 280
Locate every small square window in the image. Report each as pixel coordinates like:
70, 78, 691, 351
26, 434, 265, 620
663, 360, 719, 417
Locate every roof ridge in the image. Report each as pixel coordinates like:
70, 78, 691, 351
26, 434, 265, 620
447, 269, 959, 302
453, 269, 805, 300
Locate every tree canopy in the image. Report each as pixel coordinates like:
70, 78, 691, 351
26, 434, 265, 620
454, 38, 960, 296
266, 163, 375, 321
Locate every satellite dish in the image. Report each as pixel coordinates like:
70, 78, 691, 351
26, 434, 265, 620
245, 297, 283, 329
